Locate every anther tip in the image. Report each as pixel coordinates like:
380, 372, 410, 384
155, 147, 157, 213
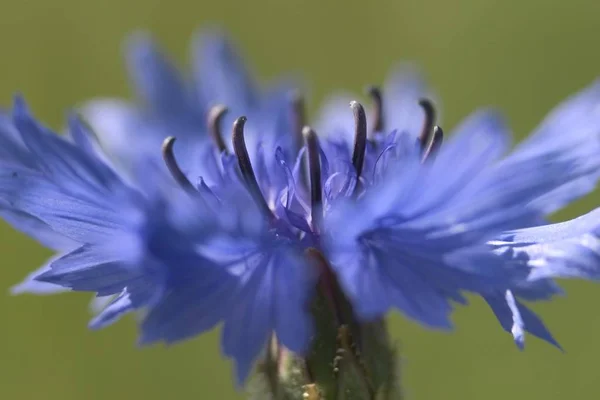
349, 101, 366, 116
418, 98, 434, 109
302, 125, 316, 139
207, 105, 229, 153
233, 116, 248, 131
366, 85, 381, 97
162, 136, 176, 151
232, 117, 248, 146
208, 104, 228, 119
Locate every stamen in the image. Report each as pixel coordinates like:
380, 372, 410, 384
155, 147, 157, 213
161, 136, 196, 192
290, 91, 307, 152
291, 91, 309, 188
207, 104, 229, 154
231, 116, 273, 217
303, 126, 322, 230
422, 125, 444, 162
366, 86, 384, 135
350, 101, 367, 185
418, 99, 436, 151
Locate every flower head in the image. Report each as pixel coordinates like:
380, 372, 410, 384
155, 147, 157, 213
6, 33, 600, 390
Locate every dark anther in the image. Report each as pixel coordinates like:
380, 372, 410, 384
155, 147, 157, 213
161, 136, 196, 192
231, 116, 273, 217
207, 104, 229, 154
303, 126, 322, 230
290, 91, 307, 152
418, 99, 436, 151
350, 101, 367, 186
366, 86, 384, 135
422, 125, 444, 162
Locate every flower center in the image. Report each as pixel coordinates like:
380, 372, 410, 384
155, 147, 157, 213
160, 88, 445, 219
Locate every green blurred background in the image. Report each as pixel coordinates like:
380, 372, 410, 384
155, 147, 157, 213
1, 0, 600, 398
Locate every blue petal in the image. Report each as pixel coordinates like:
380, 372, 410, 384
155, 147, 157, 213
36, 243, 147, 296
0, 100, 144, 243
78, 99, 144, 171
192, 29, 258, 111
89, 290, 134, 329
0, 208, 78, 251
424, 143, 600, 236
512, 279, 564, 302
195, 189, 315, 385
0, 110, 36, 170
12, 96, 125, 198
10, 258, 69, 295
501, 81, 600, 214
89, 294, 118, 314
324, 226, 456, 326
125, 32, 196, 118
492, 207, 600, 281
0, 172, 134, 243
383, 65, 437, 138
315, 94, 357, 149
485, 290, 561, 349
221, 243, 313, 385
67, 113, 102, 159
406, 110, 511, 215
138, 257, 236, 345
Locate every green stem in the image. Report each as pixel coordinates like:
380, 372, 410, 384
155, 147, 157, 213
251, 250, 403, 400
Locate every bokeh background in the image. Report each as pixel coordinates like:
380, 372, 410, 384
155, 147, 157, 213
1, 0, 600, 398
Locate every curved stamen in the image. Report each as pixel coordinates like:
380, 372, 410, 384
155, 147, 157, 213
162, 136, 196, 192
418, 99, 436, 151
422, 125, 444, 162
303, 126, 322, 230
231, 116, 273, 217
366, 85, 384, 135
350, 101, 367, 186
207, 104, 229, 154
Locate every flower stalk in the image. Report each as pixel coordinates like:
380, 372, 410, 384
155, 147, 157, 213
252, 249, 402, 400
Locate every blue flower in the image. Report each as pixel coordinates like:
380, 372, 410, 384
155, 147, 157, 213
6, 36, 600, 387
